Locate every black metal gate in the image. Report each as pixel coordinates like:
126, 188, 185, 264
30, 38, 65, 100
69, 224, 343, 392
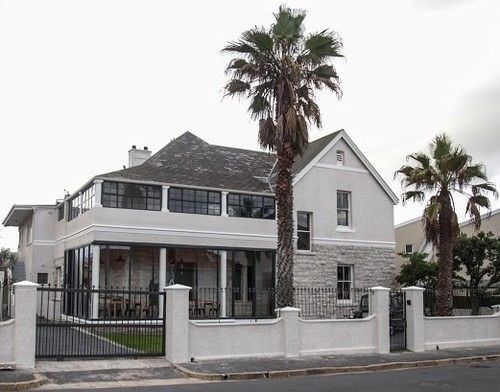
36, 286, 166, 359
389, 290, 407, 351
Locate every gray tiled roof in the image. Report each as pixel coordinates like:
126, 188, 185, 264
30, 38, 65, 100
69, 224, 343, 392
97, 130, 342, 194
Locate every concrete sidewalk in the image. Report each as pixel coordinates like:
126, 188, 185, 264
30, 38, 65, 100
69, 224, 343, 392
176, 346, 500, 380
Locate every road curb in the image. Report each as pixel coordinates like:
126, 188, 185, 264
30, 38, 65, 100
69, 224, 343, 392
172, 354, 500, 381
0, 373, 46, 391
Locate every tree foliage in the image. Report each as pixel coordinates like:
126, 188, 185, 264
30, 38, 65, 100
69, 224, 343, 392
396, 252, 438, 287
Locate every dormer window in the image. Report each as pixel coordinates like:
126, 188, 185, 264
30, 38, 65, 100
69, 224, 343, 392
336, 150, 345, 166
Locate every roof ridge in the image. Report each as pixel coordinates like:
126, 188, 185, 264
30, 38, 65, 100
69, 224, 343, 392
211, 143, 276, 156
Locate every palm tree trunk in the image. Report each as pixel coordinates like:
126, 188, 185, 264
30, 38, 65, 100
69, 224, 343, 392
275, 142, 295, 308
436, 196, 454, 316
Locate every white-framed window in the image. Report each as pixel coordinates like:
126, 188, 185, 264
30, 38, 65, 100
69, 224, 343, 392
297, 211, 312, 251
337, 265, 353, 300
337, 191, 351, 227
27, 223, 33, 245
405, 244, 413, 253
336, 150, 345, 166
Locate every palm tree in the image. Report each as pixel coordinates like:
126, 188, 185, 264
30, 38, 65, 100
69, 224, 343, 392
223, 6, 343, 307
396, 134, 497, 315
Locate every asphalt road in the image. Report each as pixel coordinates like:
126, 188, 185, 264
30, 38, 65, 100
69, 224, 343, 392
42, 362, 500, 391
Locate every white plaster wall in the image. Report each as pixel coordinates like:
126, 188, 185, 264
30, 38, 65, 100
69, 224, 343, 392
299, 315, 377, 355
0, 319, 15, 363
189, 319, 284, 360
294, 140, 395, 245
424, 312, 500, 350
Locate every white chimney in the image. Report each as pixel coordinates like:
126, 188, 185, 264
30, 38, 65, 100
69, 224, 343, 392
128, 145, 152, 167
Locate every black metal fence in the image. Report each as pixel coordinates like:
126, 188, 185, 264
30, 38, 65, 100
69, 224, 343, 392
424, 287, 500, 316
0, 283, 13, 321
189, 287, 275, 320
36, 285, 166, 358
295, 287, 370, 319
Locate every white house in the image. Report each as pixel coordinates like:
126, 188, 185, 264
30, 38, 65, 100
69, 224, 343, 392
2, 130, 398, 318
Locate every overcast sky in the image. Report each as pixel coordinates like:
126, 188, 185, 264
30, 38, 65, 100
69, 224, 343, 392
1, 0, 499, 250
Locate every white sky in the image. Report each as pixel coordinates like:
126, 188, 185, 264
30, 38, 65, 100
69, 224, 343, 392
1, 0, 499, 250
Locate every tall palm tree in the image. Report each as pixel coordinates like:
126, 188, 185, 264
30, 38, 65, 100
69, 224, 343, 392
223, 6, 343, 307
396, 134, 497, 315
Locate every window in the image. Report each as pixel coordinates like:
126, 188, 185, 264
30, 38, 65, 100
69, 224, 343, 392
58, 204, 64, 221
227, 193, 275, 219
37, 273, 48, 285
337, 265, 353, 300
336, 150, 345, 166
168, 187, 221, 215
337, 191, 350, 227
68, 184, 96, 221
102, 181, 161, 211
405, 244, 413, 253
297, 212, 312, 250
27, 223, 33, 245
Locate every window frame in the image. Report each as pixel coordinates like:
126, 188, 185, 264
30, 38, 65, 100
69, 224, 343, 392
58, 204, 65, 221
227, 193, 275, 220
405, 244, 413, 253
68, 183, 96, 221
168, 187, 221, 216
336, 150, 345, 166
337, 264, 353, 301
336, 190, 351, 228
37, 272, 48, 285
297, 211, 312, 251
101, 181, 162, 212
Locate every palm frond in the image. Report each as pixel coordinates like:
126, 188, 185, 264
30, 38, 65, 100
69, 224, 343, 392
301, 30, 343, 65
224, 79, 250, 97
272, 5, 306, 41
423, 197, 441, 244
401, 190, 426, 205
466, 195, 491, 230
430, 133, 453, 160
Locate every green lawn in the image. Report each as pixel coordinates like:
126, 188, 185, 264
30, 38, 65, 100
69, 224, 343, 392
103, 332, 164, 354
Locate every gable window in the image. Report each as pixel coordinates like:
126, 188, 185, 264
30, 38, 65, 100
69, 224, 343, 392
405, 244, 413, 253
336, 150, 345, 166
227, 193, 275, 219
297, 212, 312, 251
337, 191, 350, 227
337, 265, 353, 300
102, 181, 161, 211
168, 187, 221, 215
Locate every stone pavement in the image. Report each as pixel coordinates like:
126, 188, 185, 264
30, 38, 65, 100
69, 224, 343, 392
178, 346, 500, 378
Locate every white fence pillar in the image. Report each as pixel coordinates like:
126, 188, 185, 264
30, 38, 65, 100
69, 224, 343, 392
219, 250, 227, 318
159, 248, 167, 318
13, 281, 39, 369
279, 307, 300, 357
91, 244, 100, 319
164, 284, 190, 363
403, 286, 425, 352
369, 286, 390, 354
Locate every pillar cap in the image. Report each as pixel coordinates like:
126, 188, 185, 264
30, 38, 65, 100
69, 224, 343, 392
277, 306, 301, 312
402, 286, 426, 291
164, 284, 192, 291
13, 280, 40, 287
370, 286, 390, 291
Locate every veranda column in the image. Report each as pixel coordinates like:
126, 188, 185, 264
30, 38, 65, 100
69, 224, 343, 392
159, 248, 167, 318
162, 185, 170, 212
94, 179, 103, 207
13, 281, 39, 368
402, 286, 425, 352
91, 244, 100, 319
369, 286, 390, 354
221, 191, 228, 217
219, 250, 227, 318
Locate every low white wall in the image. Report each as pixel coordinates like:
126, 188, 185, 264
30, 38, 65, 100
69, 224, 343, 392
299, 315, 377, 356
189, 319, 284, 360
424, 312, 500, 350
0, 319, 15, 363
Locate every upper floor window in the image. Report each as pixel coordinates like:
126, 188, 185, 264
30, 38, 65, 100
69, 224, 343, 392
168, 187, 221, 215
102, 181, 161, 211
336, 150, 345, 166
68, 184, 95, 221
227, 193, 275, 219
297, 212, 312, 251
405, 244, 413, 253
337, 191, 350, 227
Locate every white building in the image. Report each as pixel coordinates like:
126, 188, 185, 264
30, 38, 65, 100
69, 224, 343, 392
3, 130, 398, 318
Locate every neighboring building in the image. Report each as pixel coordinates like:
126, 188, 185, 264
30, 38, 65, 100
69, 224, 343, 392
395, 208, 500, 272
2, 130, 398, 318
